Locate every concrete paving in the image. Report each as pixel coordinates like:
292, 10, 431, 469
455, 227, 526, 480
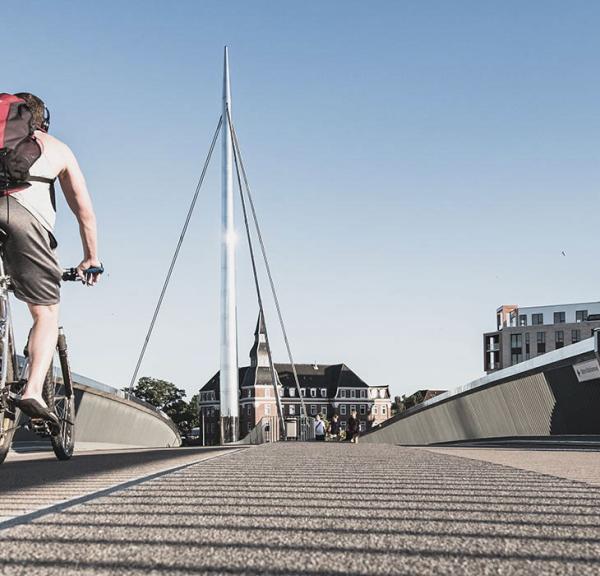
0, 443, 599, 575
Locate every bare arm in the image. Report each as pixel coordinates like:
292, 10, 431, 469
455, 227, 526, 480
57, 144, 101, 283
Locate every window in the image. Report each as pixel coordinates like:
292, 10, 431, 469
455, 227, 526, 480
360, 390, 367, 399
264, 388, 271, 398
576, 310, 588, 323
310, 405, 317, 415
278, 387, 284, 397
289, 388, 295, 397
537, 332, 546, 354
350, 389, 356, 399
373, 407, 378, 415
532, 314, 543, 325
340, 421, 346, 430
519, 314, 527, 327
289, 405, 295, 416
350, 405, 356, 413
382, 406, 387, 415
572, 329, 581, 344
360, 405, 366, 415
310, 388, 316, 398
265, 405, 271, 415
379, 390, 385, 398
510, 333, 522, 365
555, 331, 564, 349
247, 405, 251, 416
321, 406, 327, 415
340, 390, 346, 398
340, 405, 346, 415
525, 333, 531, 359
320, 388, 327, 398
554, 312, 565, 324
300, 388, 306, 397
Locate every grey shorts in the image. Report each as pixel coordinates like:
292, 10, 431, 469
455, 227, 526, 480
0, 197, 61, 305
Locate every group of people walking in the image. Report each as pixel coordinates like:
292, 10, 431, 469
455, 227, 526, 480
313, 410, 361, 443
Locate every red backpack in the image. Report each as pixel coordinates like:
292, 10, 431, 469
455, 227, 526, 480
0, 93, 42, 193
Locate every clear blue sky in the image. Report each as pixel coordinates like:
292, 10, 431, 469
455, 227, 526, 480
4, 1, 600, 399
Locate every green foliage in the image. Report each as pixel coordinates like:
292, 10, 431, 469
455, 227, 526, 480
132, 377, 199, 435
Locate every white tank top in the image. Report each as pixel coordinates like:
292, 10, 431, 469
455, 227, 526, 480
12, 146, 57, 232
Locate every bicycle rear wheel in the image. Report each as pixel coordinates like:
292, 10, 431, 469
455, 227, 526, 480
44, 329, 75, 460
0, 336, 18, 465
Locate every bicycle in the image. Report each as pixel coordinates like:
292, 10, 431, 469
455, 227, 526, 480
0, 229, 103, 464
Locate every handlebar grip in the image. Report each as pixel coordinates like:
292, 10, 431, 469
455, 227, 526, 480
61, 265, 105, 282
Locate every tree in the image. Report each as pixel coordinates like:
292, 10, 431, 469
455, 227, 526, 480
133, 377, 186, 412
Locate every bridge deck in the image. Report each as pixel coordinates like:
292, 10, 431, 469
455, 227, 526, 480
1, 443, 599, 575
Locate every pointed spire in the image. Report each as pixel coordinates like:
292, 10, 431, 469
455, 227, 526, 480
250, 310, 270, 368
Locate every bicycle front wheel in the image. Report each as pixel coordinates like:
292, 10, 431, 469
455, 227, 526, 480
44, 329, 75, 460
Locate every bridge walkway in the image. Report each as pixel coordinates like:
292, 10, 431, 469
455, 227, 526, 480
0, 443, 599, 575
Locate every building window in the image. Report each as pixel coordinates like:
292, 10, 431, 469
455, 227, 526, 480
532, 314, 543, 326
373, 407, 378, 415
350, 389, 356, 399
350, 404, 356, 413
340, 405, 346, 415
554, 312, 565, 324
510, 333, 522, 365
320, 388, 327, 398
265, 388, 271, 398
360, 405, 366, 415
360, 390, 366, 399
265, 405, 271, 415
300, 388, 306, 397
382, 406, 387, 415
340, 421, 346, 430
340, 390, 346, 398
537, 332, 546, 354
289, 388, 295, 397
525, 333, 530, 359
321, 406, 327, 415
555, 331, 564, 349
278, 387, 284, 397
310, 405, 317, 415
519, 314, 527, 327
247, 405, 251, 416
576, 310, 588, 323
289, 405, 295, 416
310, 388, 316, 398
572, 329, 581, 343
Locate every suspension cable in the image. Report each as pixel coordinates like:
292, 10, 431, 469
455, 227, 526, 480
128, 116, 223, 394
227, 108, 287, 439
229, 121, 308, 421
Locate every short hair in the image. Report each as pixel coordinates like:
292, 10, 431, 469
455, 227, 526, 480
14, 92, 46, 130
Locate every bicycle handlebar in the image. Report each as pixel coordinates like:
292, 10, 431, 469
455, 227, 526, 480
62, 265, 105, 282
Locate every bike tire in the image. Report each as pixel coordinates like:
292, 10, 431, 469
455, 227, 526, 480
44, 330, 75, 461
0, 336, 18, 465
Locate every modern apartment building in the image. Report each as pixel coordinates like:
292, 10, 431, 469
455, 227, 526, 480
484, 302, 600, 373
198, 313, 392, 443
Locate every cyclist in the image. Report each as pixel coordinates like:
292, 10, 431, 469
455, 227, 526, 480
0, 93, 101, 423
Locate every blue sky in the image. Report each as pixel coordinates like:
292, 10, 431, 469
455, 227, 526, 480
4, 1, 600, 399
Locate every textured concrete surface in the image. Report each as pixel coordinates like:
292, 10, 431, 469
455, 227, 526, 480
1, 443, 599, 575
0, 446, 235, 522
425, 446, 600, 487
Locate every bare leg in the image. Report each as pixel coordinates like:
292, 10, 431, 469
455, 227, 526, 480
21, 303, 59, 408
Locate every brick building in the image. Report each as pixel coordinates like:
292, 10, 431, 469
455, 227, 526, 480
484, 302, 600, 373
198, 314, 392, 443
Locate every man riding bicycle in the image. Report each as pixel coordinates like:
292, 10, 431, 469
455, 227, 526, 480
0, 92, 101, 424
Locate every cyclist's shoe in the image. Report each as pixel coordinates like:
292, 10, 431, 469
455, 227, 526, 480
16, 398, 60, 426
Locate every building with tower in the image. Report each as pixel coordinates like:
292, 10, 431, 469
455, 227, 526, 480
198, 314, 392, 444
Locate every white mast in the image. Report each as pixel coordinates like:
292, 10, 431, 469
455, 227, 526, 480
219, 46, 239, 442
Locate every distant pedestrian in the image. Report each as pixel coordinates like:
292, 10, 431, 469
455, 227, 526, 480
314, 414, 325, 441
327, 413, 340, 441
347, 409, 360, 443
